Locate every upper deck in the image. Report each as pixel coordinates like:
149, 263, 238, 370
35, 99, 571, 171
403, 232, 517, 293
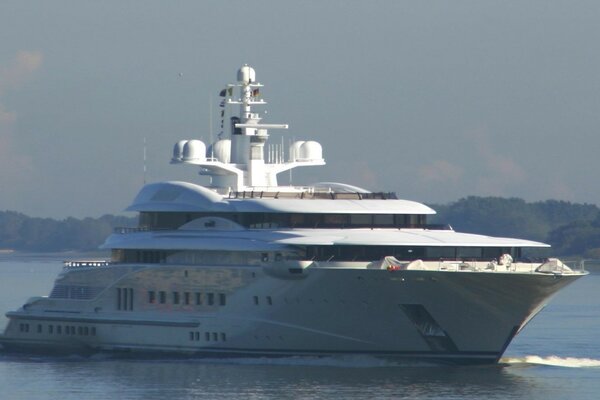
126, 181, 436, 215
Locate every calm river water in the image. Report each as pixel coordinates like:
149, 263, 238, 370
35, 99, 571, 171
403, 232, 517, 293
1, 256, 599, 400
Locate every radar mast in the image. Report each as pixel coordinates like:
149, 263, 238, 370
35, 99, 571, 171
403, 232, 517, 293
171, 65, 325, 194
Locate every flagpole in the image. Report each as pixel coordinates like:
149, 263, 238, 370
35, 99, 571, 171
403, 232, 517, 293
209, 94, 214, 159
143, 137, 147, 185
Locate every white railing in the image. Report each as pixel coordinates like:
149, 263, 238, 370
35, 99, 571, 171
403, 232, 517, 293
63, 260, 110, 268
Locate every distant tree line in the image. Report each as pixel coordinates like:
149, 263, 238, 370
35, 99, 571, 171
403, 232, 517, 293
0, 211, 136, 252
429, 197, 600, 258
2, 197, 600, 256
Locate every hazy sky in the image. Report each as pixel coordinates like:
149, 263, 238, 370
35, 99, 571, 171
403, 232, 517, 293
1, 1, 599, 218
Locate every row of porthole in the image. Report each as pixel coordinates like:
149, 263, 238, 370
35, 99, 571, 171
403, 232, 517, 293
189, 331, 226, 342
18, 322, 97, 336
149, 291, 226, 306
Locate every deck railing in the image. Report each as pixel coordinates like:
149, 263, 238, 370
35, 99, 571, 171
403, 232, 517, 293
227, 190, 398, 200
63, 260, 111, 268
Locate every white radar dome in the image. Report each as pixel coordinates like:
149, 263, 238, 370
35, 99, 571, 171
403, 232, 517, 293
182, 140, 206, 162
237, 64, 256, 84
172, 140, 187, 161
213, 139, 231, 163
299, 141, 323, 161
289, 141, 305, 162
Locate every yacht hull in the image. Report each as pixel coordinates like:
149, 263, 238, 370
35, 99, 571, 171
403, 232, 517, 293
0, 265, 583, 365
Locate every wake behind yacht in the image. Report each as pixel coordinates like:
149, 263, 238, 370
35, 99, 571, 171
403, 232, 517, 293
0, 65, 586, 364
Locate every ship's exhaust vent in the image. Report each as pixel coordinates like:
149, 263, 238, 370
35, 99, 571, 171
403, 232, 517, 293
399, 304, 458, 352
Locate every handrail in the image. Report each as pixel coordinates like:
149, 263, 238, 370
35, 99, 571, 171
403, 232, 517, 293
114, 226, 150, 234
228, 191, 398, 200
63, 260, 111, 268
113, 227, 173, 234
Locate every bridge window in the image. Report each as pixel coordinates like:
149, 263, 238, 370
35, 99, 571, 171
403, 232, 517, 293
137, 211, 431, 231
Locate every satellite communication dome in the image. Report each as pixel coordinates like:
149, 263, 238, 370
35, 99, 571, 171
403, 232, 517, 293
172, 140, 187, 161
289, 141, 305, 162
213, 139, 232, 163
182, 140, 206, 162
237, 64, 256, 84
299, 141, 323, 161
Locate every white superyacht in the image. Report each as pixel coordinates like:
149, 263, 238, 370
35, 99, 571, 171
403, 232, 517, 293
0, 66, 586, 364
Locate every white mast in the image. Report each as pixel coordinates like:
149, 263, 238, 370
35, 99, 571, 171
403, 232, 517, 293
171, 65, 325, 194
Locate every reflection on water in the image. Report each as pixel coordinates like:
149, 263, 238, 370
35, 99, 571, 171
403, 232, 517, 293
1, 353, 599, 400
0, 354, 530, 400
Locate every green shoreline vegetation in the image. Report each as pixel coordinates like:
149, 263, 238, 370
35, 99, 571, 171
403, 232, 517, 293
1, 196, 600, 258
430, 197, 600, 258
0, 212, 135, 253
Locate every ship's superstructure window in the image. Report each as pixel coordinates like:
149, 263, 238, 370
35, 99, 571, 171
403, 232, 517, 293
112, 249, 292, 266
111, 245, 520, 266
138, 211, 431, 230
373, 214, 394, 226
350, 214, 371, 226
117, 288, 134, 311
305, 245, 521, 262
426, 247, 457, 260
29, 324, 98, 337
145, 290, 226, 308
49, 285, 103, 300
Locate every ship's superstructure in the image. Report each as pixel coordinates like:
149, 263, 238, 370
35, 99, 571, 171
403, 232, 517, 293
171, 64, 324, 193
0, 66, 586, 364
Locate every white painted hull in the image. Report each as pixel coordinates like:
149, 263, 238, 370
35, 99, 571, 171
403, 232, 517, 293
0, 264, 583, 364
